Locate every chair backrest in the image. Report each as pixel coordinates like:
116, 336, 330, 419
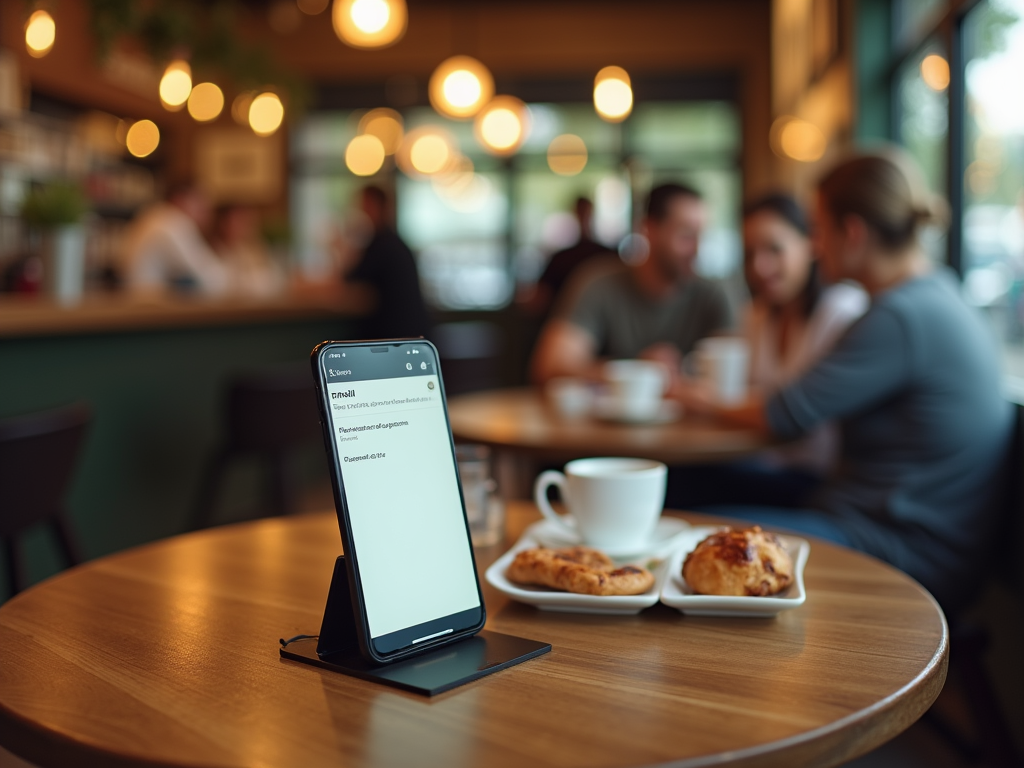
225, 367, 322, 453
0, 402, 91, 538
995, 403, 1024, 593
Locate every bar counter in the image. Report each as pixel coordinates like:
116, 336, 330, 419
0, 289, 369, 597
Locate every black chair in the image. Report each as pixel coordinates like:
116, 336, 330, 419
925, 403, 1024, 767
190, 367, 323, 529
0, 402, 90, 597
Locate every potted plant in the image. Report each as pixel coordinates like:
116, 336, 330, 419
20, 181, 89, 305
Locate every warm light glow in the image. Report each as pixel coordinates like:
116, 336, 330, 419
547, 133, 588, 176
248, 92, 285, 136
410, 134, 450, 174
231, 92, 256, 126
126, 120, 160, 158
345, 134, 386, 176
778, 118, 826, 162
298, 0, 329, 13
115, 119, 128, 147
187, 82, 224, 122
332, 0, 407, 49
594, 66, 633, 122
358, 108, 404, 155
429, 56, 494, 120
25, 10, 55, 58
921, 54, 951, 91
159, 61, 192, 111
475, 96, 529, 155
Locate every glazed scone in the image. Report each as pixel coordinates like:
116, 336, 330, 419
506, 546, 654, 596
682, 526, 793, 597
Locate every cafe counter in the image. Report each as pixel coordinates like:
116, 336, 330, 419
0, 290, 369, 595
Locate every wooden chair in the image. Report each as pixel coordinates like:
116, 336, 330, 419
0, 402, 90, 597
190, 367, 323, 530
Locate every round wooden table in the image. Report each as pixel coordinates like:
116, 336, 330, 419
0, 503, 947, 768
447, 387, 770, 464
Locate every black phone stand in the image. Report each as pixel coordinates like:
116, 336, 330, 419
280, 556, 551, 696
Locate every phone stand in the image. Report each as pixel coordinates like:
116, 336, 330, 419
280, 556, 551, 696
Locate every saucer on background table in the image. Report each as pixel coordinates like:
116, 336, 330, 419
525, 515, 694, 558
485, 534, 673, 615
659, 534, 810, 617
593, 396, 682, 425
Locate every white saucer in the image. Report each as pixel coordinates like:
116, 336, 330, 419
525, 515, 693, 558
593, 396, 681, 425
659, 533, 810, 617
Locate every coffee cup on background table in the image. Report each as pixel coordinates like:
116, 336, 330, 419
695, 337, 749, 405
534, 457, 667, 551
603, 360, 667, 420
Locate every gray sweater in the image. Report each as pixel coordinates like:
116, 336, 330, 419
766, 270, 1013, 610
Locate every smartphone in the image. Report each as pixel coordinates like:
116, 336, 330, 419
311, 339, 486, 664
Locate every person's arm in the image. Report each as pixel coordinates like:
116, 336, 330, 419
530, 319, 603, 384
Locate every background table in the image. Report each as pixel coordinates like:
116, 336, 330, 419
0, 503, 947, 768
447, 387, 770, 464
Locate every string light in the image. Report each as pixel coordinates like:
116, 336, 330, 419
429, 56, 493, 120
159, 61, 192, 112
547, 134, 588, 176
332, 0, 407, 49
25, 10, 55, 58
126, 120, 160, 158
474, 96, 529, 155
593, 66, 633, 122
187, 83, 224, 122
248, 93, 285, 137
345, 134, 386, 176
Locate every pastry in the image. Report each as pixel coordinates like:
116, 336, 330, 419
506, 546, 654, 596
682, 526, 793, 596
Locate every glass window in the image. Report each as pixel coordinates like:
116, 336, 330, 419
961, 0, 1024, 330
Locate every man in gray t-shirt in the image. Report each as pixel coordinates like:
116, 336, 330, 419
531, 184, 733, 383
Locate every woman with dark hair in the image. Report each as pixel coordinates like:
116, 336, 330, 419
679, 150, 1013, 611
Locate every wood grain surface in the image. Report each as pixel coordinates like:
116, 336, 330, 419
0, 503, 947, 768
447, 388, 772, 464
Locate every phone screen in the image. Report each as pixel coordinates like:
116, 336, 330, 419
319, 341, 482, 656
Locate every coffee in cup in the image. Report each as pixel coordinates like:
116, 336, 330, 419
603, 360, 667, 419
533, 457, 667, 550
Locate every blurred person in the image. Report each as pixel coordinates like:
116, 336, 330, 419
675, 151, 1013, 612
668, 194, 868, 508
122, 181, 229, 296
522, 197, 616, 317
531, 183, 732, 384
212, 204, 284, 299
343, 185, 431, 340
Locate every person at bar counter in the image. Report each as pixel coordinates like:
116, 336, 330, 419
667, 194, 868, 509
212, 204, 285, 299
675, 151, 1013, 612
531, 183, 732, 383
523, 196, 616, 318
122, 181, 229, 297
341, 185, 432, 340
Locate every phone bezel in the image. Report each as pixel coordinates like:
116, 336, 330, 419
311, 338, 486, 664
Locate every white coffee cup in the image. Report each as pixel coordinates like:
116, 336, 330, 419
603, 360, 667, 419
533, 457, 667, 550
695, 338, 749, 405
546, 377, 593, 419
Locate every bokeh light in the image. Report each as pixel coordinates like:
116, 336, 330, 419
345, 134, 386, 176
298, 0, 329, 13
594, 66, 633, 122
475, 96, 529, 155
775, 117, 826, 162
547, 134, 588, 176
429, 56, 494, 119
126, 120, 160, 158
187, 83, 224, 122
358, 108, 404, 155
332, 0, 407, 49
25, 10, 55, 58
231, 92, 256, 126
159, 61, 192, 111
248, 92, 285, 136
397, 127, 456, 177
921, 54, 951, 91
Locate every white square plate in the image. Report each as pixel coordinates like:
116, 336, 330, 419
659, 533, 810, 617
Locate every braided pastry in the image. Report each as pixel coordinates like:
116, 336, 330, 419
506, 546, 654, 596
